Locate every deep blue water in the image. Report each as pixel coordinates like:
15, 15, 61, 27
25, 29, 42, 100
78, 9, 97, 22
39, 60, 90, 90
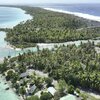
38, 4, 100, 16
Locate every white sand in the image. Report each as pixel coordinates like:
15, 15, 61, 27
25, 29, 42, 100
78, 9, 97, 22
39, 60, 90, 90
81, 89, 100, 99
5, 44, 21, 51
44, 8, 100, 22
37, 40, 100, 50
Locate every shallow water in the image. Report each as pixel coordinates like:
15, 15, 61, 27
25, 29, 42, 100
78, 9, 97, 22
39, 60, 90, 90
0, 75, 19, 100
0, 31, 37, 60
0, 6, 36, 60
0, 31, 7, 47
0, 7, 33, 100
0, 7, 32, 28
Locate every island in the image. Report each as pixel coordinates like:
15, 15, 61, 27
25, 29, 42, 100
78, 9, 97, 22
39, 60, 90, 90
4, 6, 100, 48
0, 6, 100, 100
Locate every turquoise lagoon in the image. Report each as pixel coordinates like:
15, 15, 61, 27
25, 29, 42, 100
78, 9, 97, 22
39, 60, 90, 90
0, 75, 19, 100
0, 7, 32, 28
0, 7, 36, 100
0, 7, 37, 60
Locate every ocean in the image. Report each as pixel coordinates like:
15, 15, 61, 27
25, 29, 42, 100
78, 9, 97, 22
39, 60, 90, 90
40, 4, 100, 16
38, 4, 100, 22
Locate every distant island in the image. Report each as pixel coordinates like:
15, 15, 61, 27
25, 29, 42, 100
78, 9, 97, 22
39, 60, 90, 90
4, 6, 100, 48
0, 6, 100, 100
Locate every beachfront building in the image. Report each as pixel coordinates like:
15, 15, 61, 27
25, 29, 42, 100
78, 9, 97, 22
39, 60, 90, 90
47, 87, 56, 96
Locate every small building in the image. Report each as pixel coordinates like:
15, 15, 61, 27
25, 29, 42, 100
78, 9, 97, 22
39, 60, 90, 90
28, 84, 37, 94
60, 94, 77, 100
47, 87, 56, 96
20, 72, 29, 78
18, 79, 24, 86
35, 91, 42, 98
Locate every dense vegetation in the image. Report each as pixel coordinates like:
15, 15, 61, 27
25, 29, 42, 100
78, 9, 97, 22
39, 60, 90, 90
5, 6, 100, 48
1, 42, 100, 93
1, 6, 100, 99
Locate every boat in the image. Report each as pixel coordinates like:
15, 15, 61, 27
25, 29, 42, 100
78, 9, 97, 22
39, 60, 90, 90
5, 87, 9, 90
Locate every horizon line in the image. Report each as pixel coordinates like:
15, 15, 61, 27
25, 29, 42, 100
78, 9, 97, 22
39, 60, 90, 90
0, 2, 100, 5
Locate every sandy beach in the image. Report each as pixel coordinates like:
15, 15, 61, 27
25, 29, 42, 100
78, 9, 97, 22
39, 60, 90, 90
37, 39, 100, 50
5, 43, 21, 51
44, 8, 100, 22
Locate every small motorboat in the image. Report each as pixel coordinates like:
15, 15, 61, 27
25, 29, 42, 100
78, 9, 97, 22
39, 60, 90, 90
5, 87, 9, 90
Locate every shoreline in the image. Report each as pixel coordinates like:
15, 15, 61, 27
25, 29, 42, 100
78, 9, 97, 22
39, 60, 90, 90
37, 39, 100, 50
0, 7, 32, 29
0, 7, 33, 100
0, 74, 22, 100
44, 8, 100, 22
6, 43, 21, 51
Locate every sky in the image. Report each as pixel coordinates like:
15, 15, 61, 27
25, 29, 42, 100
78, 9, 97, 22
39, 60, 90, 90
0, 0, 100, 4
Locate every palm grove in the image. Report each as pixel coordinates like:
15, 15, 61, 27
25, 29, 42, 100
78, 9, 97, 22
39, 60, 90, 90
5, 6, 100, 48
0, 42, 100, 92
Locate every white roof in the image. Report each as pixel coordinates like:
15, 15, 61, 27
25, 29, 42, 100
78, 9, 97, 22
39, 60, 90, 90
29, 85, 36, 94
47, 87, 56, 96
35, 91, 42, 98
